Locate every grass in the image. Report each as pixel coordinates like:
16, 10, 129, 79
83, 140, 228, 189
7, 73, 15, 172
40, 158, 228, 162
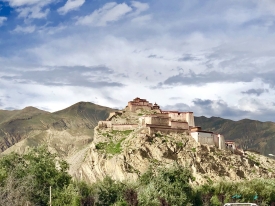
155, 132, 163, 137
110, 130, 133, 136
95, 138, 126, 155
247, 154, 261, 166
176, 142, 183, 148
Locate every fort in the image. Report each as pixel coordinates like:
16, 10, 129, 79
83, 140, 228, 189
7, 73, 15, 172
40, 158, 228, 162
98, 97, 242, 153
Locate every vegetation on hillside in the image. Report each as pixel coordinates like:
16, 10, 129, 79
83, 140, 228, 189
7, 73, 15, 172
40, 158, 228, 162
0, 147, 275, 206
195, 116, 275, 155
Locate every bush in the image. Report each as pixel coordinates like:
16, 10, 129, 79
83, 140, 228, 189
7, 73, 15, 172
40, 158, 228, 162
0, 146, 72, 205
138, 165, 196, 206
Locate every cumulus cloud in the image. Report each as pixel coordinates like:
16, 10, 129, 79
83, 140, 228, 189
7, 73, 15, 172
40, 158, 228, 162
2, 0, 275, 122
241, 88, 269, 96
163, 97, 275, 122
130, 1, 149, 16
4, 0, 42, 7
0, 65, 124, 88
75, 1, 149, 26
76, 2, 132, 26
178, 54, 199, 62
58, 0, 85, 15
158, 70, 275, 88
4, 0, 56, 21
131, 14, 151, 24
17, 5, 50, 19
13, 25, 36, 33
0, 17, 7, 26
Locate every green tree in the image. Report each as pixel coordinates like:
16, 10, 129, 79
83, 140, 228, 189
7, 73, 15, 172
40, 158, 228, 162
96, 176, 126, 206
138, 165, 196, 206
0, 146, 72, 205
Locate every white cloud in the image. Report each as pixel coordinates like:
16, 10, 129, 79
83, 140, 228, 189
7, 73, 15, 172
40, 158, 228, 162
13, 25, 36, 33
3, 0, 275, 122
256, 0, 275, 15
17, 5, 49, 19
58, 0, 85, 15
131, 14, 151, 24
76, 2, 133, 26
4, 0, 55, 21
4, 0, 42, 7
0, 17, 7, 26
130, 1, 149, 16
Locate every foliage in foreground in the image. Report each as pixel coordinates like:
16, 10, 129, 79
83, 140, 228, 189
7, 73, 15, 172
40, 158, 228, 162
0, 147, 275, 206
0, 146, 72, 206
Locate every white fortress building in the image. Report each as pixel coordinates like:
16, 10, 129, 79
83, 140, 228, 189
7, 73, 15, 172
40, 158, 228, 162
98, 97, 237, 151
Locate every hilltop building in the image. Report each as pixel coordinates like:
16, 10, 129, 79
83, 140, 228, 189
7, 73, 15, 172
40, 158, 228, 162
98, 97, 227, 150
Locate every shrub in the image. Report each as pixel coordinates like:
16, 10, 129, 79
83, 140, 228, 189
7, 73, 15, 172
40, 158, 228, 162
0, 146, 71, 205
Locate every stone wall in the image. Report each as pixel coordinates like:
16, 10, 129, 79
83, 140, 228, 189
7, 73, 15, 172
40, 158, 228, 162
191, 131, 215, 146
112, 124, 138, 131
214, 134, 219, 148
129, 105, 152, 112
170, 121, 189, 129
151, 116, 170, 126
147, 124, 188, 135
186, 112, 195, 127
167, 112, 187, 122
165, 112, 195, 127
98, 121, 112, 128
218, 134, 225, 150
225, 141, 236, 153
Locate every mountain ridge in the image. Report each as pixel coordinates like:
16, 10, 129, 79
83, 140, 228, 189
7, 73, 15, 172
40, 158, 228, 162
0, 102, 116, 153
0, 102, 275, 156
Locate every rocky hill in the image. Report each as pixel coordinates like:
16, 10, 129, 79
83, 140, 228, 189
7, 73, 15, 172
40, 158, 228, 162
1, 102, 275, 186
195, 116, 275, 156
0, 102, 115, 156
68, 110, 275, 185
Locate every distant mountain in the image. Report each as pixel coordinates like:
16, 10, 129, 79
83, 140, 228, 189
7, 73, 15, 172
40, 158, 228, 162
195, 116, 275, 156
1, 104, 275, 185
1, 103, 275, 157
0, 102, 115, 153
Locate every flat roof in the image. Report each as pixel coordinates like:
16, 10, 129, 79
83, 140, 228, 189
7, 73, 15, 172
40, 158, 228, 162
190, 130, 213, 134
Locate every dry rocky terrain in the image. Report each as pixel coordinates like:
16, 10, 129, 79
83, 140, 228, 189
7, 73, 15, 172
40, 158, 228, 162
70, 110, 275, 185
1, 104, 275, 186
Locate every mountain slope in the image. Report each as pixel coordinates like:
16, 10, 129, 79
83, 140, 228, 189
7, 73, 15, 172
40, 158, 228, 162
1, 104, 275, 186
70, 113, 275, 185
0, 102, 115, 154
195, 116, 275, 155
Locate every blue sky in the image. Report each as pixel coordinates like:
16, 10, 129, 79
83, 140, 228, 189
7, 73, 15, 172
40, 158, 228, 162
1, 0, 275, 122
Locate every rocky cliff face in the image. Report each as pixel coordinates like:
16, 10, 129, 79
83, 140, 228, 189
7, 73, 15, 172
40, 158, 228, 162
70, 125, 275, 185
